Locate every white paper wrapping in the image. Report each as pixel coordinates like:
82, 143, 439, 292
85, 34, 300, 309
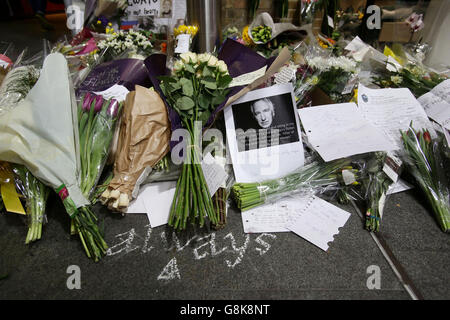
0, 53, 89, 208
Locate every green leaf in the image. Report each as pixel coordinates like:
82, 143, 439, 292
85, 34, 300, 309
180, 78, 193, 97
211, 94, 226, 106
198, 94, 209, 110
185, 64, 195, 74
158, 75, 177, 83
176, 96, 195, 111
218, 74, 233, 88
201, 79, 217, 90
199, 110, 211, 123
202, 66, 212, 77
170, 81, 181, 92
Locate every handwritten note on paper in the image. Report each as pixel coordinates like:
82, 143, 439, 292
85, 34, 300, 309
201, 153, 228, 197
298, 103, 395, 162
418, 79, 450, 131
286, 196, 351, 252
241, 197, 306, 233
358, 84, 436, 149
228, 66, 267, 88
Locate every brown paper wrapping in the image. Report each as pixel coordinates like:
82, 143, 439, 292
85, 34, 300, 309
108, 85, 171, 199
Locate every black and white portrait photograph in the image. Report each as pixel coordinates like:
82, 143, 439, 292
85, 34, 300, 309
232, 92, 300, 152
224, 83, 305, 183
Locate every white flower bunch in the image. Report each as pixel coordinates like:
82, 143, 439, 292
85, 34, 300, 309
97, 29, 153, 56
307, 56, 358, 73
174, 52, 229, 75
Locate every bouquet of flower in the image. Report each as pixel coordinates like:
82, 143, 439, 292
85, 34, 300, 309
362, 152, 397, 233
97, 29, 154, 60
78, 92, 122, 198
159, 52, 232, 230
232, 158, 359, 211
0, 64, 40, 114
374, 63, 447, 98
0, 56, 51, 244
0, 53, 108, 261
306, 55, 359, 103
400, 125, 450, 233
174, 24, 199, 39
100, 85, 171, 213
10, 163, 50, 244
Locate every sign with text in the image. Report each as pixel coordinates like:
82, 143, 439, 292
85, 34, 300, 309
125, 0, 173, 17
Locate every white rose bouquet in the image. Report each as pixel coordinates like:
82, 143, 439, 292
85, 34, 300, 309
159, 52, 232, 231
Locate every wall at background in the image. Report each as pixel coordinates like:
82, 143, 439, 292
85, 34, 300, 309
221, 0, 301, 28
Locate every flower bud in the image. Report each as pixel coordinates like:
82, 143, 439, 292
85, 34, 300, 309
423, 131, 431, 144
82, 92, 94, 111
217, 60, 228, 74
207, 55, 219, 67
94, 94, 104, 113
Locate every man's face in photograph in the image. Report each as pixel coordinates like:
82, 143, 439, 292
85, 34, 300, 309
251, 99, 275, 129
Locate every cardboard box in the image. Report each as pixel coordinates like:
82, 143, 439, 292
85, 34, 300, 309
378, 22, 421, 43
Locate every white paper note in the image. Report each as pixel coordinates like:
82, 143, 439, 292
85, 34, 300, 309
94, 84, 130, 102
298, 103, 395, 162
201, 153, 228, 197
241, 197, 305, 233
358, 84, 436, 149
286, 196, 351, 252
228, 66, 267, 88
387, 178, 413, 195
418, 79, 450, 130
274, 66, 296, 85
139, 181, 177, 228
126, 196, 147, 214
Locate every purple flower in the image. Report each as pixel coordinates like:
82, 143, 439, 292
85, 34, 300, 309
82, 92, 94, 111
94, 95, 104, 113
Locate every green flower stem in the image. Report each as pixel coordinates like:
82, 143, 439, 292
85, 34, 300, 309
232, 159, 351, 211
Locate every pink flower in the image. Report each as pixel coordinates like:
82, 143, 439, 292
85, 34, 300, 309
405, 13, 424, 32
76, 38, 98, 56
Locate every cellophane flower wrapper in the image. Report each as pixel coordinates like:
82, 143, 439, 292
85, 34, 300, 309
53, 33, 107, 88
363, 152, 394, 232
292, 42, 330, 107
400, 126, 450, 233
0, 49, 51, 243
10, 163, 50, 243
0, 53, 108, 260
232, 158, 363, 211
0, 63, 40, 116
78, 92, 123, 199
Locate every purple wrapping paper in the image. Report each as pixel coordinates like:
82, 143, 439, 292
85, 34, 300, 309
76, 58, 151, 98
144, 39, 275, 149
